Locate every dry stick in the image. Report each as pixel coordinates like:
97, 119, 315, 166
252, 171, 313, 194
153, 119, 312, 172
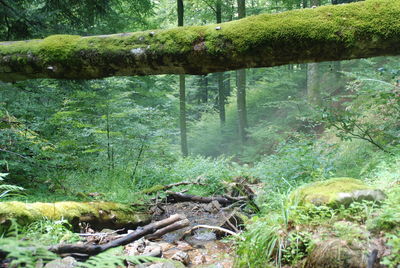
166, 191, 247, 205
145, 181, 206, 195
49, 214, 188, 256
221, 210, 241, 233
146, 219, 190, 240
185, 225, 244, 240
163, 181, 206, 190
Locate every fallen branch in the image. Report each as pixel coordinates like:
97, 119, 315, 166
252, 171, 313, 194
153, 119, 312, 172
165, 191, 247, 206
184, 225, 243, 239
143, 181, 206, 195
49, 214, 189, 256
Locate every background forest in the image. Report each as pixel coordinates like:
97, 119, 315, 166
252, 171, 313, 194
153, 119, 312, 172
0, 0, 399, 267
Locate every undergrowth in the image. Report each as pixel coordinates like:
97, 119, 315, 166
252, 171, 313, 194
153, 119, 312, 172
235, 150, 400, 267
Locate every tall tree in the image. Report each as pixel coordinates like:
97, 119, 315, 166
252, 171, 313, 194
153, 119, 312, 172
177, 0, 188, 157
307, 0, 321, 106
216, 0, 226, 125
236, 0, 248, 143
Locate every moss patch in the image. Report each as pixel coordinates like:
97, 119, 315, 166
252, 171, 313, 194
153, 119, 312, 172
290, 177, 370, 206
0, 201, 150, 230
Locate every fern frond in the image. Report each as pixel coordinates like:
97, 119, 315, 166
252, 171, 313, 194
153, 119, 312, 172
0, 238, 59, 267
79, 247, 159, 268
0, 184, 24, 191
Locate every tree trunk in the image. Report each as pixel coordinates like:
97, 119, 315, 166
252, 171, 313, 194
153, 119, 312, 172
217, 72, 225, 124
236, 68, 248, 143
201, 74, 208, 103
179, 74, 188, 157
307, 62, 321, 105
1, 0, 399, 82
216, 0, 226, 125
237, 0, 246, 19
307, 0, 321, 106
177, 0, 184, 27
236, 0, 248, 143
177, 0, 188, 157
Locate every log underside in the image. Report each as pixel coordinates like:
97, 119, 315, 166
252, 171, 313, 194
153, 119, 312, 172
0, 0, 400, 82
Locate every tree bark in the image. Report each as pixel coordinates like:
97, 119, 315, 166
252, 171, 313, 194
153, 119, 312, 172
216, 0, 226, 125
179, 74, 188, 157
307, 62, 321, 105
177, 0, 188, 157
0, 0, 399, 82
237, 68, 248, 142
236, 0, 248, 143
217, 72, 225, 124
307, 0, 321, 106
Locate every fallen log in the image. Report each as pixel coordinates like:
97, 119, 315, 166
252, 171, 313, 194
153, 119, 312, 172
1, 0, 400, 81
0, 201, 150, 231
165, 191, 248, 205
49, 214, 189, 256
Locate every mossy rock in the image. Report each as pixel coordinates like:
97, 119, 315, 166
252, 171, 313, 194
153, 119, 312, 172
289, 178, 386, 207
0, 201, 150, 231
305, 238, 368, 268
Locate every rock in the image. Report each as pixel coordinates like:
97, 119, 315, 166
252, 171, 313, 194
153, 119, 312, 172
192, 254, 207, 265
125, 238, 162, 257
305, 238, 368, 268
290, 177, 386, 207
171, 251, 190, 265
44, 257, 77, 268
175, 241, 193, 251
146, 262, 183, 268
205, 201, 221, 213
337, 189, 386, 206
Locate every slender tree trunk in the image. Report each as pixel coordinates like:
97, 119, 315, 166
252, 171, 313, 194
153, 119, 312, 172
216, 0, 226, 125
106, 103, 112, 170
224, 73, 231, 98
237, 0, 246, 18
177, 0, 184, 27
177, 0, 188, 157
236, 0, 248, 143
217, 73, 225, 124
307, 0, 321, 106
216, 0, 222, 24
202, 75, 208, 103
307, 63, 321, 105
179, 74, 188, 156
236, 69, 247, 143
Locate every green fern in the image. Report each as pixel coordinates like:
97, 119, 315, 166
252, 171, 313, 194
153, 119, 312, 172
0, 173, 24, 198
79, 247, 159, 268
0, 237, 59, 267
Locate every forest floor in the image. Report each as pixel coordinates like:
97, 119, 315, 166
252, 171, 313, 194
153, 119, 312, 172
45, 199, 242, 268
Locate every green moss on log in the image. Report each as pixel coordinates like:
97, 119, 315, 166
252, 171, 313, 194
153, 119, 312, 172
1, 0, 400, 81
0, 201, 150, 230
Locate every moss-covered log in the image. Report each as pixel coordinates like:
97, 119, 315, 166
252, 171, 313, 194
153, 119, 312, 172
0, 0, 400, 82
0, 201, 150, 230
